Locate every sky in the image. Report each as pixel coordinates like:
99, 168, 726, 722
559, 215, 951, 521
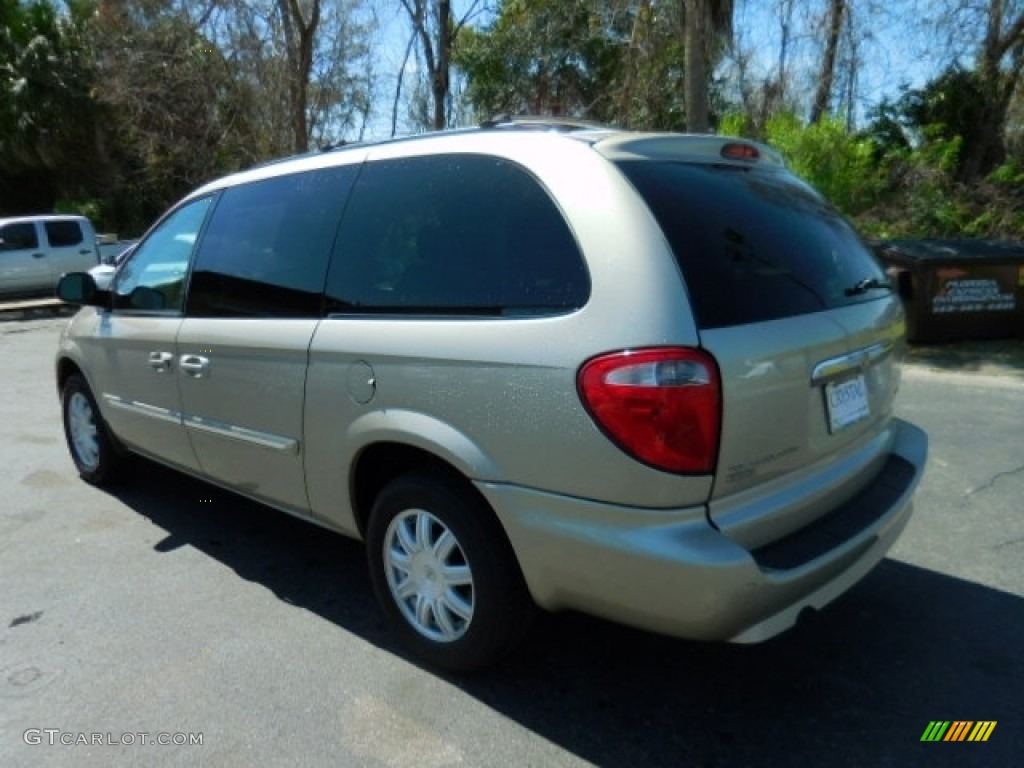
366, 0, 961, 139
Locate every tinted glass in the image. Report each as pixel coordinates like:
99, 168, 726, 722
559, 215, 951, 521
187, 167, 356, 318
0, 223, 38, 250
325, 154, 588, 315
44, 220, 84, 247
616, 162, 890, 329
113, 197, 215, 311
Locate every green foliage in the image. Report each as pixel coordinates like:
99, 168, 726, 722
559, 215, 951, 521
455, 0, 627, 122
717, 112, 752, 139
1, 0, 375, 233
760, 113, 881, 215
989, 159, 1024, 185
718, 109, 1023, 242
0, 0, 100, 212
456, 0, 686, 129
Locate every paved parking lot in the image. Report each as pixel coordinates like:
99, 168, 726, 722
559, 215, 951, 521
1, 310, 1021, 767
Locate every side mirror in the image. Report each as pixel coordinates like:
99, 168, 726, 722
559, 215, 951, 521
56, 272, 102, 306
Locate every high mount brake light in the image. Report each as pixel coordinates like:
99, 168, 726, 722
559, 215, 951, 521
577, 348, 722, 474
721, 143, 760, 161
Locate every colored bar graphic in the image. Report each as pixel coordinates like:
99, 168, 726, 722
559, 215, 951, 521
921, 720, 996, 742
968, 722, 997, 742
945, 721, 972, 741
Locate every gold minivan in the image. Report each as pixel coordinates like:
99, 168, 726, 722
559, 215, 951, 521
56, 121, 928, 670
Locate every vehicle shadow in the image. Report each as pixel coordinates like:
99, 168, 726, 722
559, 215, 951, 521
906, 338, 1024, 377
110, 459, 1021, 768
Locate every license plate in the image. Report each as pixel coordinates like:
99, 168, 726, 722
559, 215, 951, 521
825, 374, 870, 433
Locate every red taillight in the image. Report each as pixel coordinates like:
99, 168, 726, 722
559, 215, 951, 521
577, 348, 721, 474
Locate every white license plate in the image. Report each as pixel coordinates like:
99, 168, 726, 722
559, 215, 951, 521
825, 374, 870, 433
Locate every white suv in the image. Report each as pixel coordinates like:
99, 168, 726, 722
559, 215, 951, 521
0, 215, 100, 298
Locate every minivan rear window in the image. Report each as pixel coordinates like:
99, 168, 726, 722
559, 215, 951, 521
616, 161, 889, 329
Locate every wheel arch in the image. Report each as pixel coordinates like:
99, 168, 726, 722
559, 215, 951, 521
350, 441, 503, 543
55, 355, 85, 398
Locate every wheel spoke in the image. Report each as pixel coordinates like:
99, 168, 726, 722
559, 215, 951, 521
433, 529, 457, 561
441, 563, 472, 586
393, 574, 418, 600
415, 510, 433, 550
433, 599, 459, 637
395, 516, 419, 555
441, 589, 473, 622
388, 546, 412, 571
415, 594, 434, 629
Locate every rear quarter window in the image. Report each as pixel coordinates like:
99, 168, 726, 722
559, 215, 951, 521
324, 154, 589, 316
616, 161, 889, 329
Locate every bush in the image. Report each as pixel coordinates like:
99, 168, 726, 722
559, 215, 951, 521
718, 112, 1024, 242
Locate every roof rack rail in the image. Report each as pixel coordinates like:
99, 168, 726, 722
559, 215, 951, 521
479, 114, 614, 132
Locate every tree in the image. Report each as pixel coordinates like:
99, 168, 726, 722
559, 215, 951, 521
0, 0, 100, 213
397, 0, 485, 131
963, 0, 1024, 179
277, 0, 321, 153
86, 1, 262, 228
204, 0, 374, 152
456, 0, 627, 122
809, 0, 845, 123
457, 0, 686, 129
683, 0, 734, 132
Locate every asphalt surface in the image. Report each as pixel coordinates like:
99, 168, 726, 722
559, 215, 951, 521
1, 308, 1021, 767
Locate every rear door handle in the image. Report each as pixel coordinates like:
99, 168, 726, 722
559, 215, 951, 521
148, 352, 174, 372
179, 354, 210, 378
32, 252, 45, 259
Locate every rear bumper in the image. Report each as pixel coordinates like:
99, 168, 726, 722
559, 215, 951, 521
478, 418, 927, 642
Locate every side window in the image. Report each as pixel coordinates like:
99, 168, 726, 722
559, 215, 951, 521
186, 166, 357, 318
0, 222, 38, 250
324, 155, 589, 315
113, 197, 215, 312
44, 220, 84, 247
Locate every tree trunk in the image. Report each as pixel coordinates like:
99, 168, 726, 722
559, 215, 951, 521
809, 0, 844, 124
959, 0, 1024, 181
684, 0, 709, 132
434, 0, 451, 130
278, 0, 321, 153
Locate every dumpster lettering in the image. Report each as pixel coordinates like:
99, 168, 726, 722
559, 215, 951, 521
931, 269, 1017, 314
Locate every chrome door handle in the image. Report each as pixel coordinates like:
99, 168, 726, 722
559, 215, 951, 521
179, 354, 210, 378
148, 351, 174, 373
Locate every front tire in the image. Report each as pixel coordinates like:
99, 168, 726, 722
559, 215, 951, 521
366, 472, 535, 672
61, 373, 124, 485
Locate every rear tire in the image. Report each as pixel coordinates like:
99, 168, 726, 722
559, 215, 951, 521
61, 373, 124, 485
366, 472, 535, 672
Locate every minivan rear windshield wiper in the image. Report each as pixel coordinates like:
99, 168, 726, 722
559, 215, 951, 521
844, 277, 891, 296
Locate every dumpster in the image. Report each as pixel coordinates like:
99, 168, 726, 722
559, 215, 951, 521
873, 239, 1024, 343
